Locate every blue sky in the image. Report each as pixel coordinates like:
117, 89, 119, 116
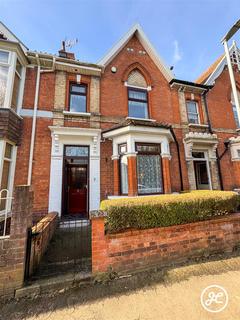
1, 0, 240, 81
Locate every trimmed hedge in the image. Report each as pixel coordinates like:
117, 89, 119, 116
100, 191, 240, 233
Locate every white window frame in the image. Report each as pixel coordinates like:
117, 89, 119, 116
0, 49, 25, 114
231, 100, 240, 128
0, 49, 10, 65
128, 86, 149, 120
230, 91, 240, 129
0, 140, 17, 212
11, 58, 24, 112
186, 100, 200, 124
0, 49, 16, 109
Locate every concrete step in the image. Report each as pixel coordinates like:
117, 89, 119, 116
15, 271, 92, 299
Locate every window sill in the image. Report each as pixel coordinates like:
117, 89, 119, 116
188, 123, 209, 128
63, 111, 91, 117
126, 117, 156, 122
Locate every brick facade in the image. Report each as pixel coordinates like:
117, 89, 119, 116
1, 23, 240, 216
15, 36, 240, 215
127, 156, 138, 197
162, 157, 171, 193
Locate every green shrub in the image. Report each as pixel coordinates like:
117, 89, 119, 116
100, 191, 240, 233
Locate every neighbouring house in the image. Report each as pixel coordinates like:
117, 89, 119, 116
0, 21, 240, 220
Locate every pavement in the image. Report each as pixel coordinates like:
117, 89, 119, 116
2, 254, 240, 320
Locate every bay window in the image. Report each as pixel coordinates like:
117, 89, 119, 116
0, 49, 24, 111
136, 143, 163, 194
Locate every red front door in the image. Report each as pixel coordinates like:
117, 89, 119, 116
67, 165, 88, 214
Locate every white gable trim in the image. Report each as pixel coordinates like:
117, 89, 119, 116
204, 43, 235, 85
98, 24, 174, 82
0, 21, 28, 52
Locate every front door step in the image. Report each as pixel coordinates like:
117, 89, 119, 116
59, 219, 90, 229
16, 271, 92, 299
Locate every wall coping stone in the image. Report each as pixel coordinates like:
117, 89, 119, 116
90, 210, 107, 218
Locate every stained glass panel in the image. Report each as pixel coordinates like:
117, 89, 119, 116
65, 146, 89, 157
136, 144, 160, 153
192, 152, 205, 159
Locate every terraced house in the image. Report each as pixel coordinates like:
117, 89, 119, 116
0, 21, 240, 220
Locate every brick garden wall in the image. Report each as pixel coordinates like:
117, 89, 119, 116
91, 213, 240, 273
0, 186, 33, 298
29, 212, 58, 276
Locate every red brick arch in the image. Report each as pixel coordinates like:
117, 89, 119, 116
121, 62, 152, 87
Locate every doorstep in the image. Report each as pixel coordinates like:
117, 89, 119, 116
15, 271, 92, 299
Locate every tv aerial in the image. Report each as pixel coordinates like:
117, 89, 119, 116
61, 38, 78, 51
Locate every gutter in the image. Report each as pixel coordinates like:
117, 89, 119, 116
27, 51, 102, 72
169, 78, 213, 90
27, 55, 56, 185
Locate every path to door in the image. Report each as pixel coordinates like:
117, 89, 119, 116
3, 255, 240, 320
26, 218, 92, 281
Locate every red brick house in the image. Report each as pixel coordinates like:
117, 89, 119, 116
0, 22, 240, 219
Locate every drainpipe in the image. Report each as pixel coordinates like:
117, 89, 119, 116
27, 57, 40, 186
169, 127, 184, 191
202, 91, 225, 190
27, 56, 56, 185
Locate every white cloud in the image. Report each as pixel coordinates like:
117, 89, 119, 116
173, 40, 182, 64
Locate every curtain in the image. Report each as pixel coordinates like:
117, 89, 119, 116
137, 155, 162, 194
120, 155, 128, 194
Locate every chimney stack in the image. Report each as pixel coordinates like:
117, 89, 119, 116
58, 40, 75, 60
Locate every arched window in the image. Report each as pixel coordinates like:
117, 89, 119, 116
231, 92, 240, 128
127, 70, 149, 119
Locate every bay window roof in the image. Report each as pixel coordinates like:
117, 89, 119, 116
102, 118, 171, 136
